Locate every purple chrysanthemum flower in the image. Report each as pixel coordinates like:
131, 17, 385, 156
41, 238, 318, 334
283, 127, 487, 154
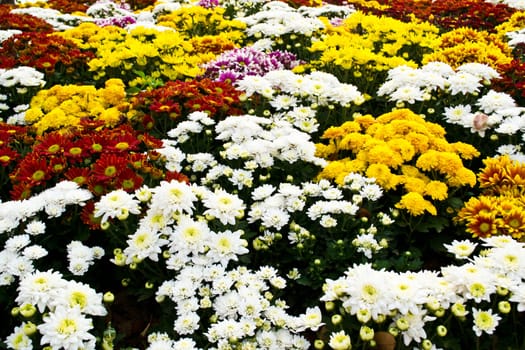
200, 46, 303, 84
198, 0, 219, 8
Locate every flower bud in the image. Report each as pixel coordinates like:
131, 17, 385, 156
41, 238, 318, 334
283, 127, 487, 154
498, 300, 511, 314
436, 325, 447, 337
395, 318, 409, 331
11, 307, 19, 317
23, 322, 37, 336
314, 339, 325, 349
331, 314, 343, 325
359, 326, 374, 341
19, 304, 36, 318
422, 339, 433, 350
325, 301, 335, 311
103, 292, 115, 303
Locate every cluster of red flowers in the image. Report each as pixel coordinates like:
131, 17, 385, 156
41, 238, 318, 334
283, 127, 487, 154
45, 0, 97, 14
0, 32, 94, 84
355, 0, 516, 32
7, 122, 187, 203
0, 5, 52, 33
130, 78, 244, 136
494, 59, 525, 105
0, 123, 33, 200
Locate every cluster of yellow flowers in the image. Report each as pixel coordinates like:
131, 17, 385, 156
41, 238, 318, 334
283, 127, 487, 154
308, 11, 440, 75
316, 109, 479, 216
24, 79, 130, 134
422, 27, 513, 70
57, 18, 238, 84
455, 155, 525, 240
156, 6, 246, 39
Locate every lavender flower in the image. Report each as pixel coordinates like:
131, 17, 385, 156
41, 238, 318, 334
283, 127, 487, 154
200, 46, 303, 84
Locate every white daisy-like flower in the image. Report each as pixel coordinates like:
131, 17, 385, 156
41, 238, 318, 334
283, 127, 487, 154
443, 239, 477, 260
328, 330, 352, 350
456, 62, 500, 81
150, 180, 197, 217
24, 220, 46, 235
173, 311, 200, 335
443, 104, 472, 124
389, 85, 425, 104
208, 230, 249, 264
477, 90, 516, 114
5, 234, 31, 252
4, 324, 32, 350
51, 280, 107, 316
170, 215, 211, 254
22, 245, 48, 260
16, 269, 66, 312
124, 229, 169, 263
472, 308, 501, 337
447, 72, 482, 95
38, 306, 96, 350
202, 188, 245, 225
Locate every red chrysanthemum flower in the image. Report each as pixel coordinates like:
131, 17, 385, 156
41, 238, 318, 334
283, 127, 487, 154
91, 153, 128, 182
64, 167, 91, 187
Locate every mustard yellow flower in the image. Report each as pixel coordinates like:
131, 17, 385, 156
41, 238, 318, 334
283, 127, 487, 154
395, 192, 437, 216
316, 109, 479, 218
24, 79, 131, 134
424, 181, 449, 201
422, 27, 512, 70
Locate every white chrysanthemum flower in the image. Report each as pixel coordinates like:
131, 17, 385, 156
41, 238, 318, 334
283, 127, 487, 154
94, 189, 141, 224
16, 269, 66, 312
170, 215, 211, 254
297, 306, 324, 332
202, 189, 245, 225
4, 324, 32, 350
477, 90, 516, 114
24, 220, 46, 235
124, 229, 169, 263
22, 245, 48, 260
38, 306, 96, 350
443, 239, 478, 260
51, 280, 107, 316
328, 330, 352, 350
447, 72, 482, 95
173, 311, 200, 335
457, 62, 500, 81
443, 104, 472, 124
156, 143, 185, 172
208, 230, 249, 264
5, 234, 31, 252
472, 308, 501, 337
187, 152, 216, 172
394, 307, 435, 346
150, 180, 197, 217
389, 85, 425, 104
352, 233, 382, 259
0, 66, 46, 87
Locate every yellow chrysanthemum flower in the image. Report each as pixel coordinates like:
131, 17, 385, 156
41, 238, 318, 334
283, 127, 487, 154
395, 192, 437, 216
316, 109, 479, 217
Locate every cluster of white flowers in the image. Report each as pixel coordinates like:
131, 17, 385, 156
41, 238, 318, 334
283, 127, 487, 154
377, 61, 525, 139
0, 66, 46, 122
11, 7, 89, 30
0, 181, 92, 234
238, 1, 327, 48
321, 235, 525, 347
6, 269, 107, 350
67, 241, 105, 276
152, 264, 323, 350
485, 0, 525, 10
236, 70, 364, 133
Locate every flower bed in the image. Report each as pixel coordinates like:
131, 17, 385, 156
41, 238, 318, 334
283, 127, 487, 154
2, 0, 525, 349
